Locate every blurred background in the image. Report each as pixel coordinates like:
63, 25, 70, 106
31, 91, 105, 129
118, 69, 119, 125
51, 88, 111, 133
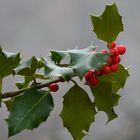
0, 0, 139, 139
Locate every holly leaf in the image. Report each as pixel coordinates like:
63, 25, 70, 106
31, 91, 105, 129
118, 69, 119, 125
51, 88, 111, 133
13, 57, 44, 77
50, 50, 68, 64
99, 64, 130, 92
90, 3, 123, 44
43, 59, 74, 81
0, 48, 20, 78
16, 76, 33, 89
107, 109, 118, 123
69, 49, 109, 79
90, 81, 120, 123
34, 73, 48, 80
16, 74, 48, 90
6, 88, 54, 137
4, 98, 15, 111
60, 84, 96, 140
50, 45, 96, 64
51, 46, 109, 79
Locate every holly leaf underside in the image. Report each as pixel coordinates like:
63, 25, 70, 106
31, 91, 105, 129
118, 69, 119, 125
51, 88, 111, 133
50, 46, 96, 64
50, 46, 109, 79
91, 81, 120, 123
69, 51, 109, 79
0, 48, 20, 78
6, 88, 54, 137
90, 3, 123, 44
60, 84, 96, 140
44, 59, 74, 81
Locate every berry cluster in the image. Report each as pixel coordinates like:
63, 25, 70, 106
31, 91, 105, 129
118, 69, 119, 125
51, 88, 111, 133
85, 70, 99, 86
85, 42, 126, 87
48, 43, 126, 90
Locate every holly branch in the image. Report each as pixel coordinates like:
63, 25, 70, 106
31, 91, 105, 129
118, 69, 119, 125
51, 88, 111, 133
0, 3, 129, 140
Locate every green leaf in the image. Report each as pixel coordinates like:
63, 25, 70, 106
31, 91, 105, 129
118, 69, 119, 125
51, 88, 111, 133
90, 64, 129, 123
60, 84, 96, 140
43, 59, 74, 81
50, 46, 109, 79
90, 81, 120, 123
50, 50, 68, 64
107, 109, 118, 123
6, 88, 54, 137
0, 48, 20, 78
4, 98, 15, 111
99, 64, 130, 92
38, 58, 45, 69
90, 3, 123, 44
50, 45, 96, 64
69, 47, 109, 79
16, 76, 33, 89
13, 57, 44, 77
16, 74, 48, 90
34, 73, 48, 80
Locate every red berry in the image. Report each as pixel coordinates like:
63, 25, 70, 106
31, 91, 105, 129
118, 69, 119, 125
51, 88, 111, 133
101, 50, 108, 54
90, 77, 99, 86
85, 70, 94, 82
101, 65, 111, 75
110, 64, 118, 72
117, 45, 126, 55
108, 57, 113, 65
112, 55, 121, 64
111, 48, 119, 56
49, 83, 59, 92
94, 70, 102, 76
111, 42, 116, 49
85, 70, 99, 86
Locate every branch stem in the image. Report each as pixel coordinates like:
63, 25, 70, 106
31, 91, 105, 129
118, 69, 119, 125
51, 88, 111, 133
1, 77, 63, 99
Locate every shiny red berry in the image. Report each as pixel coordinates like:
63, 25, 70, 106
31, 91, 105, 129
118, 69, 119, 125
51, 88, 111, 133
101, 65, 111, 75
49, 83, 59, 92
117, 45, 126, 55
101, 50, 108, 54
111, 48, 119, 56
94, 70, 102, 76
85, 70, 93, 82
112, 55, 121, 64
110, 42, 116, 49
110, 64, 118, 72
108, 57, 113, 65
85, 71, 99, 86
90, 77, 99, 86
